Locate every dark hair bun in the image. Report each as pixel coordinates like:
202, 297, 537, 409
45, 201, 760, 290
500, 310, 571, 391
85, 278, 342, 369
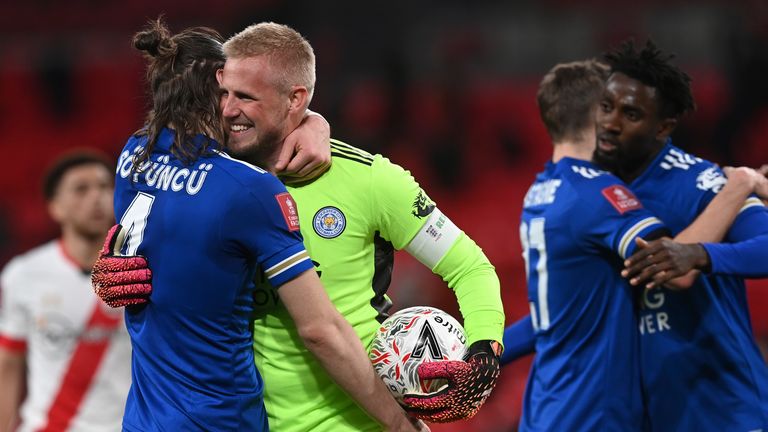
133, 18, 173, 57
134, 30, 161, 56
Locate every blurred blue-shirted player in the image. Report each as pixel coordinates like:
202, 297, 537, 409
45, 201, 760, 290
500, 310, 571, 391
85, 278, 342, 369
502, 57, 768, 431
595, 40, 768, 431
511, 60, 666, 431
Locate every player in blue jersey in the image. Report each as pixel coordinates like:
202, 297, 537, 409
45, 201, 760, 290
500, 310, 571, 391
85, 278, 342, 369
501, 59, 767, 431
99, 20, 424, 432
590, 39, 768, 431
512, 59, 666, 431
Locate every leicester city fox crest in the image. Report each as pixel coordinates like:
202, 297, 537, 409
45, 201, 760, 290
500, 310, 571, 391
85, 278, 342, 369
313, 206, 346, 238
411, 190, 435, 219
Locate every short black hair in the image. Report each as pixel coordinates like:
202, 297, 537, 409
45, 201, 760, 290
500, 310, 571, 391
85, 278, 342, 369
603, 39, 696, 119
43, 150, 114, 200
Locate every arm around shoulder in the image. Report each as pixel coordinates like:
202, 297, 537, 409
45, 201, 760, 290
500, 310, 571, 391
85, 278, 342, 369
275, 110, 331, 182
675, 166, 760, 244
622, 168, 767, 289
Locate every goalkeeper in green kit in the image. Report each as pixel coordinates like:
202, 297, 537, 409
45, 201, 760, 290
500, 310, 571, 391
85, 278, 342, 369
92, 22, 505, 431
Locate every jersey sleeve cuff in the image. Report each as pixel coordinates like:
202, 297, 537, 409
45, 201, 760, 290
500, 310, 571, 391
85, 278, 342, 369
740, 197, 764, 213
0, 335, 27, 352
618, 217, 665, 259
263, 244, 314, 287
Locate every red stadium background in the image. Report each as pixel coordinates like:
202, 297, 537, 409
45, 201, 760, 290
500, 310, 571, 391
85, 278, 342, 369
1, 1, 766, 430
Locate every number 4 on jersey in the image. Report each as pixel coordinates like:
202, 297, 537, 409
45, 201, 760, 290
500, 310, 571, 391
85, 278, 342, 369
119, 192, 155, 255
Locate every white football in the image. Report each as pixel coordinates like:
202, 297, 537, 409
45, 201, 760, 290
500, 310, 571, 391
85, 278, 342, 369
368, 306, 468, 401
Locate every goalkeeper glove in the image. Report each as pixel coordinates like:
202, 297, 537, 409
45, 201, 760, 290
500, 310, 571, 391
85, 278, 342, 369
402, 340, 501, 423
91, 224, 152, 307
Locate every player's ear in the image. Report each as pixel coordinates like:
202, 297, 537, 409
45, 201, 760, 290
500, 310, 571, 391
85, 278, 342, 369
656, 117, 677, 142
287, 86, 309, 114
216, 68, 224, 85
48, 199, 64, 224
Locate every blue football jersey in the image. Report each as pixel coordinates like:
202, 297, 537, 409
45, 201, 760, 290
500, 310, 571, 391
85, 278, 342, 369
519, 158, 665, 431
113, 128, 314, 432
632, 143, 768, 431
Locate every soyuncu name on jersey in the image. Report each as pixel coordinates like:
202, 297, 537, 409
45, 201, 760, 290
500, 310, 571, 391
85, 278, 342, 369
117, 148, 212, 196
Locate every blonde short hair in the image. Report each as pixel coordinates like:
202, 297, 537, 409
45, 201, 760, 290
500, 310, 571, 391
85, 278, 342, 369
223, 22, 315, 102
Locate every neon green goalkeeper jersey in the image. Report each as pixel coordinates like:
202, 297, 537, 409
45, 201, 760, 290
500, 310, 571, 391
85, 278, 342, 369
252, 140, 504, 432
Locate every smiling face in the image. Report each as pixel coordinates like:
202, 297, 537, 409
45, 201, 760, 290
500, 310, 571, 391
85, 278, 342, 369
217, 55, 292, 169
594, 72, 675, 181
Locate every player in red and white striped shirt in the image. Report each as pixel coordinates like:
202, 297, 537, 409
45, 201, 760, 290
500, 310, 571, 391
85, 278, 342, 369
0, 151, 131, 432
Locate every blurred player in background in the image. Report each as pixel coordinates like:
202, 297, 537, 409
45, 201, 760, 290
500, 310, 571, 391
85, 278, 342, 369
94, 20, 423, 432
510, 59, 666, 431
594, 40, 768, 431
95, 21, 504, 430
500, 59, 767, 431
0, 151, 129, 432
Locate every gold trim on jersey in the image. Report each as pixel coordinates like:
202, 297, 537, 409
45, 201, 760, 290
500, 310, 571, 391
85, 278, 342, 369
618, 217, 663, 259
265, 250, 310, 280
740, 197, 765, 213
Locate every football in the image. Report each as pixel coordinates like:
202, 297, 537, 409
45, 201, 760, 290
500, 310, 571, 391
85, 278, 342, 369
368, 306, 468, 401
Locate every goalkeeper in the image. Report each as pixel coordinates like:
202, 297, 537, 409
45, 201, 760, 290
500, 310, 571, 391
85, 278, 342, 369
93, 22, 505, 430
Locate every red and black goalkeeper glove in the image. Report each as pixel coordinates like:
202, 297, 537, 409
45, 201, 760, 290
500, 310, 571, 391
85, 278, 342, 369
402, 340, 501, 423
91, 224, 152, 308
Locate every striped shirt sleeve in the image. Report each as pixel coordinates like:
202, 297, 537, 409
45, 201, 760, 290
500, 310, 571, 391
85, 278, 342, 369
263, 247, 313, 287
617, 217, 665, 259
